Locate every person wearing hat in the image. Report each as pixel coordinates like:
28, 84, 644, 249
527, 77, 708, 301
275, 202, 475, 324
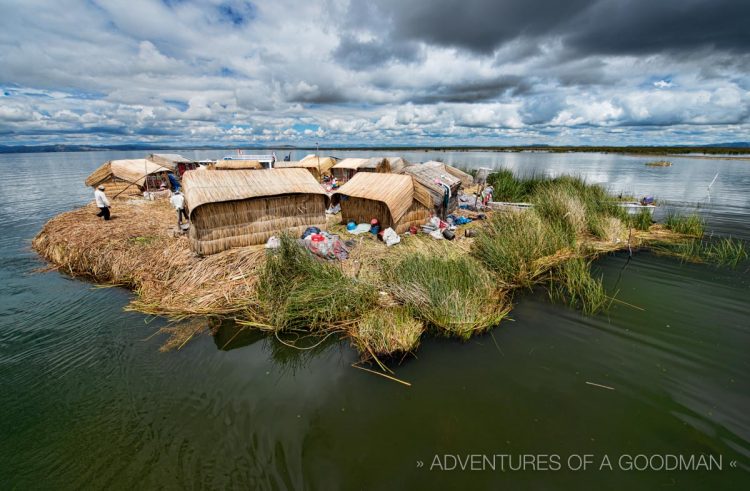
170, 189, 188, 229
94, 185, 111, 220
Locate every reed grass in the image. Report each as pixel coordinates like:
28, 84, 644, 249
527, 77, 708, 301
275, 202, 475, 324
664, 212, 704, 237
628, 209, 653, 231
471, 210, 573, 286
652, 236, 748, 268
530, 182, 587, 240
548, 258, 613, 315
486, 169, 544, 202
385, 253, 509, 339
257, 234, 377, 331
350, 306, 424, 357
588, 215, 627, 241
707, 237, 749, 267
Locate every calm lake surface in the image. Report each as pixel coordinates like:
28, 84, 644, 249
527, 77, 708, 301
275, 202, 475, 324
1, 150, 748, 489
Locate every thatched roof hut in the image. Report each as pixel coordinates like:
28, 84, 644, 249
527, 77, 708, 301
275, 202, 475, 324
332, 173, 433, 234
84, 159, 171, 197
274, 154, 337, 180
385, 157, 410, 174
331, 157, 388, 183
148, 153, 198, 177
213, 160, 262, 170
401, 162, 463, 216
182, 168, 328, 255
421, 161, 474, 187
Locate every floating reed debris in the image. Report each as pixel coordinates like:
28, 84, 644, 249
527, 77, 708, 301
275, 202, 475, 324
645, 160, 672, 167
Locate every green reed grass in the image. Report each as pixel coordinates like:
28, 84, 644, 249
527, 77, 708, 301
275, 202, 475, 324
471, 210, 573, 286
651, 236, 747, 268
386, 254, 509, 339
707, 237, 749, 267
352, 306, 424, 356
258, 235, 377, 331
628, 208, 653, 231
548, 258, 613, 315
664, 212, 704, 237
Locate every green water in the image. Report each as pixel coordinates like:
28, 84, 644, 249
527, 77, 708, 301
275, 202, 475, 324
1, 150, 748, 489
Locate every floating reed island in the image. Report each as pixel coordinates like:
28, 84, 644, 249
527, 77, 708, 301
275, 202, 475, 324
645, 160, 673, 167
33, 165, 747, 361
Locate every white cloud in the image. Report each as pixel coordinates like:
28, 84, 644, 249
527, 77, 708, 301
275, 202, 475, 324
0, 0, 747, 146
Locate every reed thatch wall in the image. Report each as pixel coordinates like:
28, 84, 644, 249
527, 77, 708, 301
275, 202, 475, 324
148, 153, 194, 169
183, 168, 328, 255
274, 157, 336, 181
332, 157, 389, 182
333, 158, 370, 170
332, 173, 432, 234
190, 194, 327, 255
213, 160, 262, 170
422, 161, 473, 187
84, 159, 171, 197
385, 157, 410, 174
401, 163, 462, 214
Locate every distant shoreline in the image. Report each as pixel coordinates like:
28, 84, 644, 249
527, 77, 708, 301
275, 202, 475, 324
1, 144, 749, 159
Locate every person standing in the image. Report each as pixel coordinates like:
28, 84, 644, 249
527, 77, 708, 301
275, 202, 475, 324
94, 185, 111, 220
170, 189, 188, 229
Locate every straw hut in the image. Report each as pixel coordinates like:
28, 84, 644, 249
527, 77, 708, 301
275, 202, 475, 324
385, 157, 410, 174
84, 159, 171, 198
212, 160, 263, 170
332, 173, 433, 234
274, 154, 337, 180
421, 161, 474, 187
182, 168, 328, 255
148, 153, 198, 177
401, 163, 463, 216
331, 157, 388, 183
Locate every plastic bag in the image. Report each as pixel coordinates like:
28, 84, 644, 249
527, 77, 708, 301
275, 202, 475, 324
382, 228, 400, 247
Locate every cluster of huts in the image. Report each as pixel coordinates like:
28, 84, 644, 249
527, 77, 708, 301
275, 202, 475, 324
84, 153, 200, 197
84, 152, 474, 256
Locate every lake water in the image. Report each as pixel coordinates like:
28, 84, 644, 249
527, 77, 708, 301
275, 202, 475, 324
0, 150, 748, 489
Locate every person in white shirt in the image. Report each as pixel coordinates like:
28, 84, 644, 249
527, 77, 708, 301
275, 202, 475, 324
170, 190, 188, 228
94, 185, 111, 220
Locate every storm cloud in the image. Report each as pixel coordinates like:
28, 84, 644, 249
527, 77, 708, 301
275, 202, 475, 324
0, 0, 748, 146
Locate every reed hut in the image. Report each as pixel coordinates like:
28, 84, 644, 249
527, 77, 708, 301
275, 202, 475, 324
212, 160, 263, 170
385, 157, 410, 174
274, 154, 337, 181
331, 157, 388, 183
148, 153, 198, 177
84, 159, 171, 198
332, 173, 433, 234
401, 163, 463, 216
421, 161, 474, 187
182, 168, 328, 255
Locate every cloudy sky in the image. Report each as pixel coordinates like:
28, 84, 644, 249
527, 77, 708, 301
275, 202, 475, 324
1, 0, 749, 147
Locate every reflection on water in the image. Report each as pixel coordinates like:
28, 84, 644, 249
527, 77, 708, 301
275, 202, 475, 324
0, 150, 748, 488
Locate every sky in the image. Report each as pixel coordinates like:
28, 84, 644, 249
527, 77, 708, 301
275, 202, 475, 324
0, 0, 749, 147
